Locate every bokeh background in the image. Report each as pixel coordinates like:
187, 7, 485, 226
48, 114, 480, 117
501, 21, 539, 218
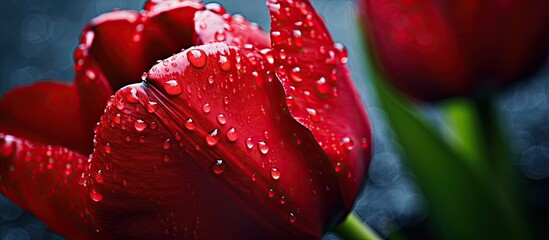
0, 0, 548, 239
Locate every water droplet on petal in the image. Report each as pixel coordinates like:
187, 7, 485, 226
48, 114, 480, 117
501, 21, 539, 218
293, 30, 303, 47
280, 195, 286, 204
124, 88, 139, 103
289, 212, 297, 223
164, 80, 182, 96
258, 141, 269, 154
147, 101, 158, 113
206, 129, 219, 146
261, 49, 275, 65
0, 135, 15, 158
246, 137, 254, 149
104, 143, 111, 154
335, 162, 342, 173
90, 188, 103, 202
226, 128, 238, 142
187, 49, 207, 68
113, 114, 121, 124
270, 167, 280, 180
134, 119, 148, 132
211, 159, 226, 174
208, 75, 215, 84
271, 31, 283, 44
95, 170, 104, 184
315, 77, 329, 94
289, 67, 303, 83
306, 108, 320, 123
268, 188, 275, 198
334, 42, 348, 64
185, 118, 196, 130
217, 114, 227, 125
163, 139, 171, 150
341, 137, 354, 151
202, 103, 211, 113
215, 30, 226, 41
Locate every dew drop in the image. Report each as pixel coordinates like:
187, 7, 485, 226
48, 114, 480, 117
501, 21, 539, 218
245, 137, 254, 149
293, 30, 303, 47
306, 108, 320, 123
116, 98, 125, 110
164, 80, 182, 96
215, 30, 226, 41
206, 129, 219, 146
185, 118, 196, 131
0, 135, 15, 158
124, 88, 139, 103
315, 77, 329, 94
270, 167, 280, 180
333, 42, 348, 64
104, 143, 111, 154
147, 101, 158, 113
90, 188, 103, 202
217, 114, 227, 125
211, 159, 226, 174
208, 75, 215, 84
286, 96, 295, 108
134, 119, 148, 132
289, 67, 303, 83
94, 170, 104, 184
268, 188, 275, 198
163, 139, 171, 150
113, 114, 121, 124
163, 155, 170, 163
271, 31, 283, 45
223, 96, 229, 105
226, 128, 238, 142
335, 162, 342, 173
262, 49, 275, 64
202, 103, 211, 113
289, 212, 297, 223
341, 137, 354, 151
258, 141, 269, 155
187, 49, 207, 68
280, 196, 286, 204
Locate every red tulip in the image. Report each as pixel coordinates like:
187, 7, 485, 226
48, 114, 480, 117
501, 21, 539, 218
0, 0, 372, 239
360, 0, 549, 101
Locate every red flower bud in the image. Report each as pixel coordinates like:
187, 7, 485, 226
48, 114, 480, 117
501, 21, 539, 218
0, 0, 372, 238
360, 0, 549, 100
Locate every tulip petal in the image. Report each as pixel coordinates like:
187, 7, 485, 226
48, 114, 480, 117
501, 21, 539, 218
0, 133, 93, 238
194, 3, 270, 48
85, 42, 344, 239
75, 0, 270, 136
361, 0, 468, 100
267, 0, 372, 210
0, 82, 91, 154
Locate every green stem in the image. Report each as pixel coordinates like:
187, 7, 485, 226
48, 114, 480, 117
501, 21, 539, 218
332, 213, 383, 240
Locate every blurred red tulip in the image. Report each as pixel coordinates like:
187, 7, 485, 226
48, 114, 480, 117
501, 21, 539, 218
0, 0, 372, 239
360, 0, 549, 101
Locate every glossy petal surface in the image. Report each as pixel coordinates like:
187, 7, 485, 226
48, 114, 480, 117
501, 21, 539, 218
0, 82, 90, 154
0, 134, 92, 238
268, 0, 372, 210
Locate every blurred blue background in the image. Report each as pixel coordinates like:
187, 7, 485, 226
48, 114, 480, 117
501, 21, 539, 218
0, 0, 548, 239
